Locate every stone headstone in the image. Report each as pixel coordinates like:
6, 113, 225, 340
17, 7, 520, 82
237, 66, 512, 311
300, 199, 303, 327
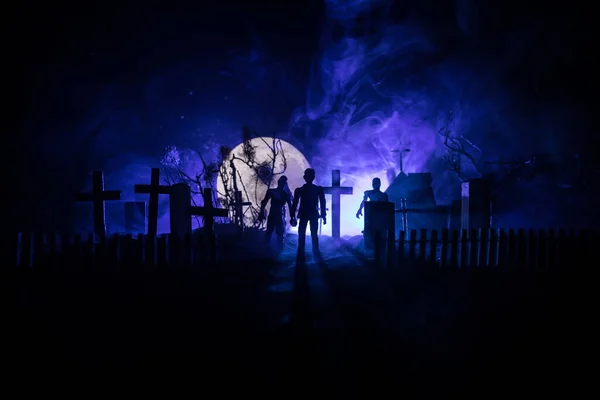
170, 183, 192, 238
461, 178, 491, 230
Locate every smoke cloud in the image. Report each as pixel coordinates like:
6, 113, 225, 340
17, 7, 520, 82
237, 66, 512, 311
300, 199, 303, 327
21, 2, 594, 233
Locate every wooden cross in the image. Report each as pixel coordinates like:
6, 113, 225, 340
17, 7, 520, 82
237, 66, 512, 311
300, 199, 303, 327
230, 190, 252, 231
322, 169, 353, 239
190, 188, 228, 234
134, 168, 171, 236
76, 170, 122, 238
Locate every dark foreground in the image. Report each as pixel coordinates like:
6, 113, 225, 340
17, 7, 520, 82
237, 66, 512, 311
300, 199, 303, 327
4, 241, 592, 393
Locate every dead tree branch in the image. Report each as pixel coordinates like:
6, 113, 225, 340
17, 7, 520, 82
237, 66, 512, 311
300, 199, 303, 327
161, 131, 289, 230
437, 110, 482, 181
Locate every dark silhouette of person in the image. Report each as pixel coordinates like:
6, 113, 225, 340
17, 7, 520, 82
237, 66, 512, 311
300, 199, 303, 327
356, 177, 388, 218
291, 168, 327, 262
259, 175, 293, 245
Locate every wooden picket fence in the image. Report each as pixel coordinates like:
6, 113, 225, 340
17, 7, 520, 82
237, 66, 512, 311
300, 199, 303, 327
371, 228, 597, 271
3, 228, 596, 272
3, 232, 219, 269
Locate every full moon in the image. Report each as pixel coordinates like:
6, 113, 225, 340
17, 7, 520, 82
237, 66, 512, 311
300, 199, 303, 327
216, 137, 311, 230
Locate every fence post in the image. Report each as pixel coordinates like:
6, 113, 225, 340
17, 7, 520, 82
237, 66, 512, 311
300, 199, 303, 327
557, 229, 566, 272
528, 229, 538, 269
408, 230, 417, 260
99, 234, 107, 270
479, 228, 489, 268
460, 229, 469, 268
185, 233, 194, 266
470, 229, 480, 268
27, 232, 35, 269
537, 229, 547, 271
498, 229, 508, 267
397, 230, 405, 265
576, 229, 588, 272
418, 229, 427, 264
164, 234, 170, 266
507, 229, 517, 269
450, 230, 459, 268
568, 228, 577, 273
440, 229, 449, 268
121, 234, 135, 268
15, 232, 22, 267
72, 233, 82, 269
517, 229, 527, 269
430, 230, 438, 265
548, 229, 557, 273
61, 233, 72, 271
489, 229, 498, 267
112, 234, 122, 269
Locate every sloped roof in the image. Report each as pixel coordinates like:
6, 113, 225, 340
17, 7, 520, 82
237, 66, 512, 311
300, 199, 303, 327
385, 172, 433, 193
385, 172, 436, 206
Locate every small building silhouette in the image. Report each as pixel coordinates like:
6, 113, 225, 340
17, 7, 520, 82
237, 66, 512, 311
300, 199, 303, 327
384, 172, 449, 232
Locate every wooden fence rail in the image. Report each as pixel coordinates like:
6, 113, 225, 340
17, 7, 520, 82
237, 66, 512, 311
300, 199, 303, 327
374, 228, 597, 271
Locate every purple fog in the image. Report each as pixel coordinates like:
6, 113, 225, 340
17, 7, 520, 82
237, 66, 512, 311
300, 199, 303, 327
15, 0, 598, 234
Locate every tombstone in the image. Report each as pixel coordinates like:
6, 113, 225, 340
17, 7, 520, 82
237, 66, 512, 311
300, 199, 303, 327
461, 178, 491, 230
322, 170, 353, 239
134, 168, 172, 236
169, 183, 193, 238
125, 201, 146, 233
75, 171, 122, 237
364, 201, 395, 250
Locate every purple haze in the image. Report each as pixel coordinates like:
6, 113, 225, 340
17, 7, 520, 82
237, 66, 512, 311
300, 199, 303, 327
22, 1, 594, 233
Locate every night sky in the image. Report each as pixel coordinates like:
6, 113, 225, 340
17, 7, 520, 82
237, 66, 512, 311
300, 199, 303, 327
5, 0, 598, 232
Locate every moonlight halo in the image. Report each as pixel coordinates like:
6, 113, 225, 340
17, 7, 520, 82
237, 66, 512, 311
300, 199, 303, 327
217, 137, 311, 230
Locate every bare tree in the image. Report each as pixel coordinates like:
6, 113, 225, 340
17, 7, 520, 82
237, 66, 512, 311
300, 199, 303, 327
217, 131, 289, 229
160, 130, 289, 230
437, 110, 483, 182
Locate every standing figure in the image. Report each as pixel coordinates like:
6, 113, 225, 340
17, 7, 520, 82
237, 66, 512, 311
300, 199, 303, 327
356, 177, 388, 218
259, 175, 293, 245
291, 168, 327, 262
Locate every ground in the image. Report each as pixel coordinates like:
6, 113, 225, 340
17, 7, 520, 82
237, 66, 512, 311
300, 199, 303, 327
4, 232, 589, 392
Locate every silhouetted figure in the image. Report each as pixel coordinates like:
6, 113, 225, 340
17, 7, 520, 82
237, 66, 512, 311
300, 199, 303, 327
259, 175, 293, 245
291, 168, 327, 262
356, 177, 388, 218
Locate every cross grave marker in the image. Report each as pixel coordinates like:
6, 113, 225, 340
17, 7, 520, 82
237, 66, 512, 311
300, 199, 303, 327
134, 168, 172, 235
230, 190, 252, 231
76, 170, 122, 238
322, 169, 353, 239
190, 188, 229, 235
